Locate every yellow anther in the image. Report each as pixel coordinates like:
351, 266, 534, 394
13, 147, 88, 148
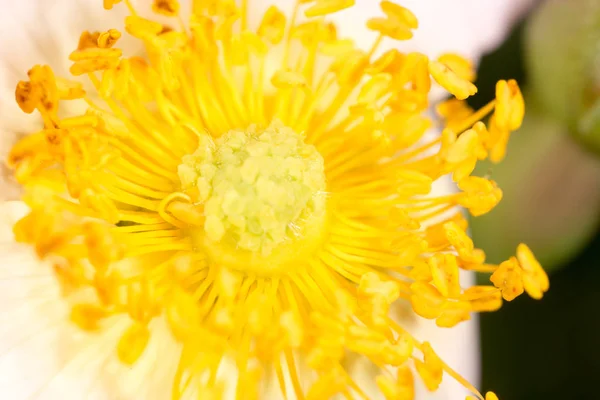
388, 88, 428, 113
377, 375, 401, 400
486, 392, 500, 400
69, 47, 122, 62
458, 176, 503, 217
429, 253, 461, 298
442, 128, 486, 181
381, 337, 414, 366
153, 0, 180, 16
292, 20, 338, 47
381, 1, 418, 29
414, 342, 444, 391
392, 52, 430, 93
461, 286, 503, 312
321, 39, 355, 57
98, 29, 121, 48
429, 60, 478, 100
398, 366, 415, 399
437, 98, 474, 125
436, 301, 471, 328
19, 65, 58, 113
494, 79, 525, 131
117, 323, 151, 365
257, 5, 286, 44
368, 48, 406, 75
367, 17, 413, 41
516, 243, 549, 300
490, 257, 524, 301
305, 0, 355, 17
424, 213, 467, 248
444, 221, 474, 248
443, 221, 485, 264
70, 58, 120, 76
377, 365, 415, 400
472, 121, 491, 147
97, 29, 121, 48
469, 392, 500, 400
438, 53, 476, 82
329, 49, 369, 84
15, 81, 41, 114
444, 129, 483, 163
77, 31, 101, 50
487, 114, 511, 163
103, 0, 122, 10
125, 15, 164, 39
410, 281, 446, 319
70, 304, 108, 331
444, 222, 483, 263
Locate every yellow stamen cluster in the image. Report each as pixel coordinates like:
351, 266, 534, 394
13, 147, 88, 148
7, 0, 547, 399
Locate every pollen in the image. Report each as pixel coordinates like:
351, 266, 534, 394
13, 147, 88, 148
178, 122, 327, 268
7, 0, 547, 399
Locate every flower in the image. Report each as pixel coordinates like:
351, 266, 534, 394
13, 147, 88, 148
1, 0, 547, 399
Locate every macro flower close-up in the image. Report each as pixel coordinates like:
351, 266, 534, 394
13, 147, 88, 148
0, 0, 549, 399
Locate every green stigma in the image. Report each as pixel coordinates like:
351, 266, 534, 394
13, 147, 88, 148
178, 122, 327, 257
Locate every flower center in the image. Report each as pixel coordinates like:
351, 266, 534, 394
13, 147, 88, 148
178, 122, 327, 275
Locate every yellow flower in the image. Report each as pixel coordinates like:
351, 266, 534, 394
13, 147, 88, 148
5, 0, 547, 399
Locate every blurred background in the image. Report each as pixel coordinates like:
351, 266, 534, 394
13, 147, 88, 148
468, 0, 600, 398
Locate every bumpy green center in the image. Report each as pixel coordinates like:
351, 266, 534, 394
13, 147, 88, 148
178, 122, 327, 257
